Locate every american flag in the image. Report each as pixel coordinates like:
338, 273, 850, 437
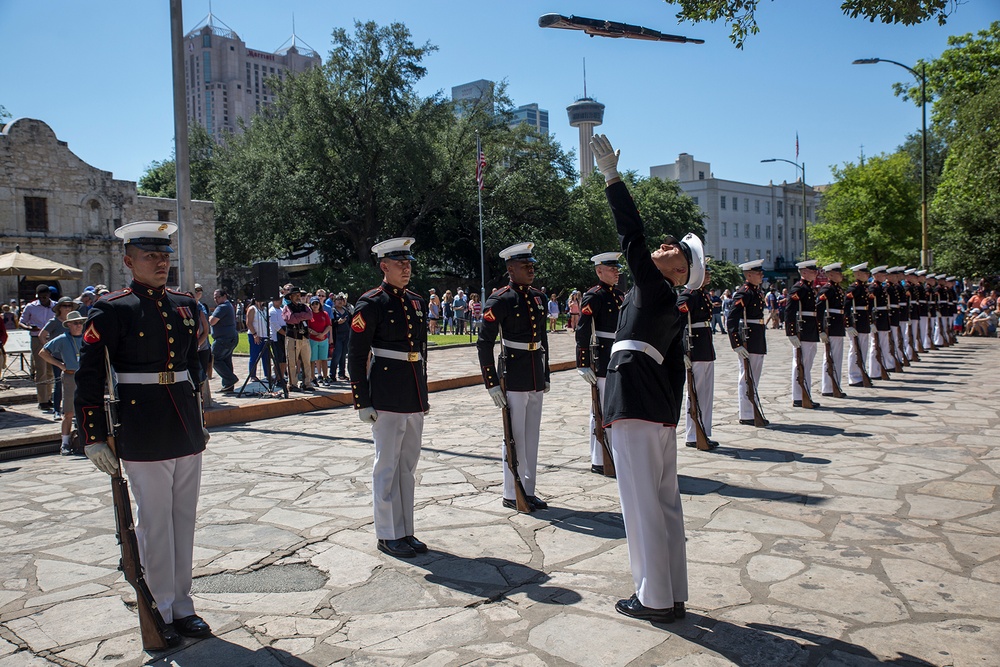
476, 141, 486, 191
795, 132, 799, 161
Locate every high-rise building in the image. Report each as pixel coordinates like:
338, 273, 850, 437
567, 96, 605, 184
510, 103, 549, 136
451, 79, 495, 114
184, 13, 320, 140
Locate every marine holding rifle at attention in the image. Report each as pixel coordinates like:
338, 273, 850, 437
75, 221, 210, 648
591, 133, 706, 625
727, 259, 770, 427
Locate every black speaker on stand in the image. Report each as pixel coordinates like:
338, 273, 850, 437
252, 261, 281, 301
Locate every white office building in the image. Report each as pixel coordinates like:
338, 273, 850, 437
651, 153, 821, 275
510, 103, 549, 136
184, 13, 321, 140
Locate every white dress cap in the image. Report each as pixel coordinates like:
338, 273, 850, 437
678, 233, 706, 290
849, 262, 869, 272
371, 237, 416, 260
823, 262, 842, 272
591, 252, 622, 267
795, 259, 817, 269
870, 265, 889, 274
915, 269, 927, 276
904, 268, 917, 275
500, 242, 536, 262
114, 221, 177, 253
739, 259, 765, 271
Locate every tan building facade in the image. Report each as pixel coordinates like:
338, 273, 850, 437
0, 118, 216, 303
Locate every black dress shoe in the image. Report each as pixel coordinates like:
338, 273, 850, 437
685, 441, 698, 448
848, 382, 864, 387
502, 497, 518, 510
708, 440, 720, 449
159, 625, 182, 648
527, 495, 548, 510
821, 392, 833, 397
674, 602, 686, 619
615, 594, 675, 623
174, 614, 212, 638
404, 535, 428, 553
591, 464, 605, 475
739, 418, 769, 426
377, 538, 416, 558
792, 400, 821, 408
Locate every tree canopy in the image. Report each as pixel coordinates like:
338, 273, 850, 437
664, 0, 959, 48
137, 123, 215, 200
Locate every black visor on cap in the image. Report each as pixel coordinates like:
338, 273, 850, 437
127, 238, 175, 253
382, 250, 416, 260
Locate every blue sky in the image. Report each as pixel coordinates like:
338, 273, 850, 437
2, 0, 995, 188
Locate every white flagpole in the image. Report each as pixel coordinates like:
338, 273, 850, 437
477, 133, 486, 309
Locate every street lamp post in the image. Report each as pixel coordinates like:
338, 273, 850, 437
761, 157, 809, 261
852, 58, 929, 269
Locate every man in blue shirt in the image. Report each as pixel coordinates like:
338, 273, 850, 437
209, 288, 238, 392
40, 310, 86, 455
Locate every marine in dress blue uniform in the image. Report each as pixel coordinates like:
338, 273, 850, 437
846, 263, 873, 386
574, 252, 625, 473
347, 237, 430, 559
477, 242, 551, 511
785, 260, 821, 408
867, 266, 893, 378
817, 263, 849, 397
592, 133, 706, 624
885, 267, 907, 369
75, 221, 210, 641
727, 259, 769, 425
677, 264, 718, 448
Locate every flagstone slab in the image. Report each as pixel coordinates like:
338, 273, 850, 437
5, 597, 137, 651
881, 559, 1000, 617
687, 562, 751, 610
916, 480, 996, 501
829, 515, 936, 542
769, 565, 908, 624
527, 611, 667, 666
686, 530, 762, 564
703, 509, 823, 538
33, 559, 117, 592
904, 494, 992, 520
848, 618, 1000, 667
746, 555, 806, 583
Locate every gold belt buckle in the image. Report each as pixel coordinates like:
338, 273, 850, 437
527, 342, 539, 351
406, 352, 420, 362
158, 371, 175, 384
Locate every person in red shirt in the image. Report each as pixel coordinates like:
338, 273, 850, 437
307, 297, 332, 385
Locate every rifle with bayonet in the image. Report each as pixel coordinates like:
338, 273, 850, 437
104, 350, 172, 651
590, 337, 615, 476
684, 310, 712, 450
794, 302, 814, 408
740, 316, 768, 427
497, 343, 532, 513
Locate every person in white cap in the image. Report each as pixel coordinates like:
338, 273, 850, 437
903, 269, 922, 362
845, 263, 874, 387
592, 133, 705, 624
926, 273, 942, 348
477, 241, 551, 512
868, 266, 894, 378
347, 237, 430, 559
785, 260, 821, 408
885, 268, 908, 369
933, 274, 950, 347
75, 221, 210, 645
728, 259, 769, 426
913, 270, 931, 350
575, 252, 625, 475
817, 263, 849, 397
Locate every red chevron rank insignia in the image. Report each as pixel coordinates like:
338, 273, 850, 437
83, 323, 100, 344
581, 304, 592, 315
483, 308, 495, 322
351, 312, 366, 332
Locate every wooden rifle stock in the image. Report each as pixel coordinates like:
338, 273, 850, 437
104, 352, 171, 651
886, 321, 904, 372
498, 355, 532, 513
739, 320, 767, 427
794, 344, 814, 408
591, 381, 615, 476
853, 335, 873, 387
872, 328, 891, 381
685, 363, 711, 450
823, 338, 845, 397
908, 314, 921, 362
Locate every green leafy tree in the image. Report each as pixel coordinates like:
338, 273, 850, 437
0, 104, 9, 121
707, 259, 743, 293
930, 80, 1000, 277
811, 152, 921, 267
137, 123, 216, 200
896, 127, 947, 200
665, 0, 958, 49
893, 21, 1000, 137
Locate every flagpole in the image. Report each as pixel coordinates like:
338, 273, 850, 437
477, 133, 486, 310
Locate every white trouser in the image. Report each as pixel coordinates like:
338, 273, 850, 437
933, 315, 946, 346
790, 341, 818, 401
892, 326, 906, 364
901, 321, 914, 359
921, 316, 933, 348
820, 337, 845, 394
847, 333, 870, 385
737, 353, 765, 420
684, 361, 714, 442
122, 453, 202, 624
869, 330, 892, 377
589, 377, 607, 465
371, 410, 423, 539
503, 390, 543, 499
610, 420, 688, 609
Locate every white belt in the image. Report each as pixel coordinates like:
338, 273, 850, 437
689, 322, 710, 329
116, 370, 191, 385
746, 319, 766, 325
594, 330, 616, 339
502, 338, 544, 352
854, 305, 868, 310
827, 308, 843, 314
874, 306, 888, 311
610, 340, 664, 365
799, 311, 816, 317
371, 347, 423, 362
919, 300, 928, 304
889, 304, 899, 309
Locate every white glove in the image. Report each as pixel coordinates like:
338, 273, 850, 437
847, 327, 858, 339
590, 134, 621, 182
578, 368, 598, 385
85, 442, 119, 475
735, 346, 751, 360
488, 385, 507, 409
544, 382, 551, 393
789, 335, 801, 349
683, 355, 692, 369
819, 332, 829, 344
358, 407, 378, 423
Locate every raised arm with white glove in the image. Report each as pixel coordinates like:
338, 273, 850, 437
590, 134, 621, 183
488, 385, 507, 409
85, 442, 119, 475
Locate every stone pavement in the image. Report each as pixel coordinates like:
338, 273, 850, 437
1, 333, 998, 666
